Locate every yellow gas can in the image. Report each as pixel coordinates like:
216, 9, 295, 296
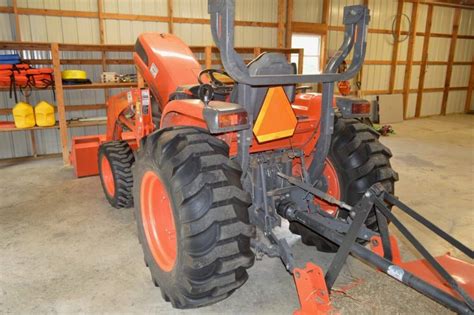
35, 101, 56, 127
12, 102, 35, 128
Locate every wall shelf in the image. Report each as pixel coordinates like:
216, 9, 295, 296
1, 40, 302, 163
0, 120, 106, 132
0, 82, 138, 91
0, 124, 57, 132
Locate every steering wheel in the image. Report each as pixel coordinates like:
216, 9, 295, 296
198, 69, 234, 95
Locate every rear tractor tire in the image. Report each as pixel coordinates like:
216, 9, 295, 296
98, 141, 135, 209
290, 116, 399, 252
133, 127, 255, 309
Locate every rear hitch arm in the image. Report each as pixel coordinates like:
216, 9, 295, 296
278, 173, 474, 314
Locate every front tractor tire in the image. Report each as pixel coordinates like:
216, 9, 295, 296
133, 127, 255, 309
291, 115, 399, 251
98, 141, 134, 209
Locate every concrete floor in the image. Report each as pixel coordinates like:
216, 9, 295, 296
1, 114, 472, 314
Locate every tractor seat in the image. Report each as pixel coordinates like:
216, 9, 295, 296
230, 52, 297, 119
169, 84, 228, 102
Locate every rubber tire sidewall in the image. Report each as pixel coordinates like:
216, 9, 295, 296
133, 153, 182, 300
98, 141, 134, 208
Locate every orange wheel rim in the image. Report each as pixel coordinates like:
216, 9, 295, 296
313, 159, 341, 216
140, 171, 177, 272
293, 157, 341, 216
101, 155, 115, 196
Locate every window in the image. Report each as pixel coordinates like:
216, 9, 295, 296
291, 33, 321, 74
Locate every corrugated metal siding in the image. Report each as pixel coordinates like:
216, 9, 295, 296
424, 65, 447, 88
293, 0, 323, 23
428, 37, 451, 61
172, 0, 278, 47
459, 8, 474, 113
174, 0, 207, 18
420, 91, 443, 116
103, 0, 167, 16
450, 65, 470, 87
459, 9, 474, 36
361, 65, 390, 91
0, 13, 13, 40
406, 93, 417, 118
3, 0, 105, 159
368, 0, 399, 30
416, 4, 429, 32
446, 90, 467, 114
1, 0, 282, 158
431, 6, 454, 34
103, 0, 168, 44
454, 39, 474, 62
236, 26, 278, 47
1, 0, 473, 158
236, 0, 277, 22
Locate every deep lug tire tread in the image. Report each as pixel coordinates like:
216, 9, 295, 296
133, 127, 255, 309
98, 141, 134, 209
290, 116, 398, 251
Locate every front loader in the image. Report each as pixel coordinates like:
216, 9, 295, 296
71, 0, 474, 313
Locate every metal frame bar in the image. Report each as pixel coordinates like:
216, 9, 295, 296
277, 174, 474, 314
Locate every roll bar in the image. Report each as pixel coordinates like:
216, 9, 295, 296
208, 0, 370, 86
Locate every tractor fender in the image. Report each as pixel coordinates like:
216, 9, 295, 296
160, 99, 208, 130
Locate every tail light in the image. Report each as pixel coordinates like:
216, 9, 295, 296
218, 112, 248, 128
203, 101, 250, 134
352, 102, 370, 114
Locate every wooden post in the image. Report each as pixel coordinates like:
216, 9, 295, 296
285, 0, 294, 48
167, 0, 174, 34
320, 0, 329, 72
440, 8, 461, 115
51, 43, 69, 165
389, 0, 404, 94
464, 57, 474, 113
97, 0, 105, 45
403, 0, 419, 119
277, 0, 285, 48
253, 47, 261, 58
136, 67, 145, 89
356, 0, 369, 97
297, 48, 304, 74
30, 130, 37, 158
415, 4, 433, 118
12, 0, 21, 41
205, 46, 212, 69
97, 0, 109, 99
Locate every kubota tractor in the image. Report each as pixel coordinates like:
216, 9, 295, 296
70, 0, 473, 313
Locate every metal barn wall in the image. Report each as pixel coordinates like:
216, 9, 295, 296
0, 0, 280, 159
0, 1, 473, 159
450, 8, 474, 113
293, 0, 474, 118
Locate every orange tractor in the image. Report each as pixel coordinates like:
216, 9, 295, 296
70, 0, 473, 313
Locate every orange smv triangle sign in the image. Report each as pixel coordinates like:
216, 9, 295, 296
253, 87, 297, 143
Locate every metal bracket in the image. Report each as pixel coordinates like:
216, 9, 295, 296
325, 189, 374, 290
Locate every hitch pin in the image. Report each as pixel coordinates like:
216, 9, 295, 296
277, 172, 353, 212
